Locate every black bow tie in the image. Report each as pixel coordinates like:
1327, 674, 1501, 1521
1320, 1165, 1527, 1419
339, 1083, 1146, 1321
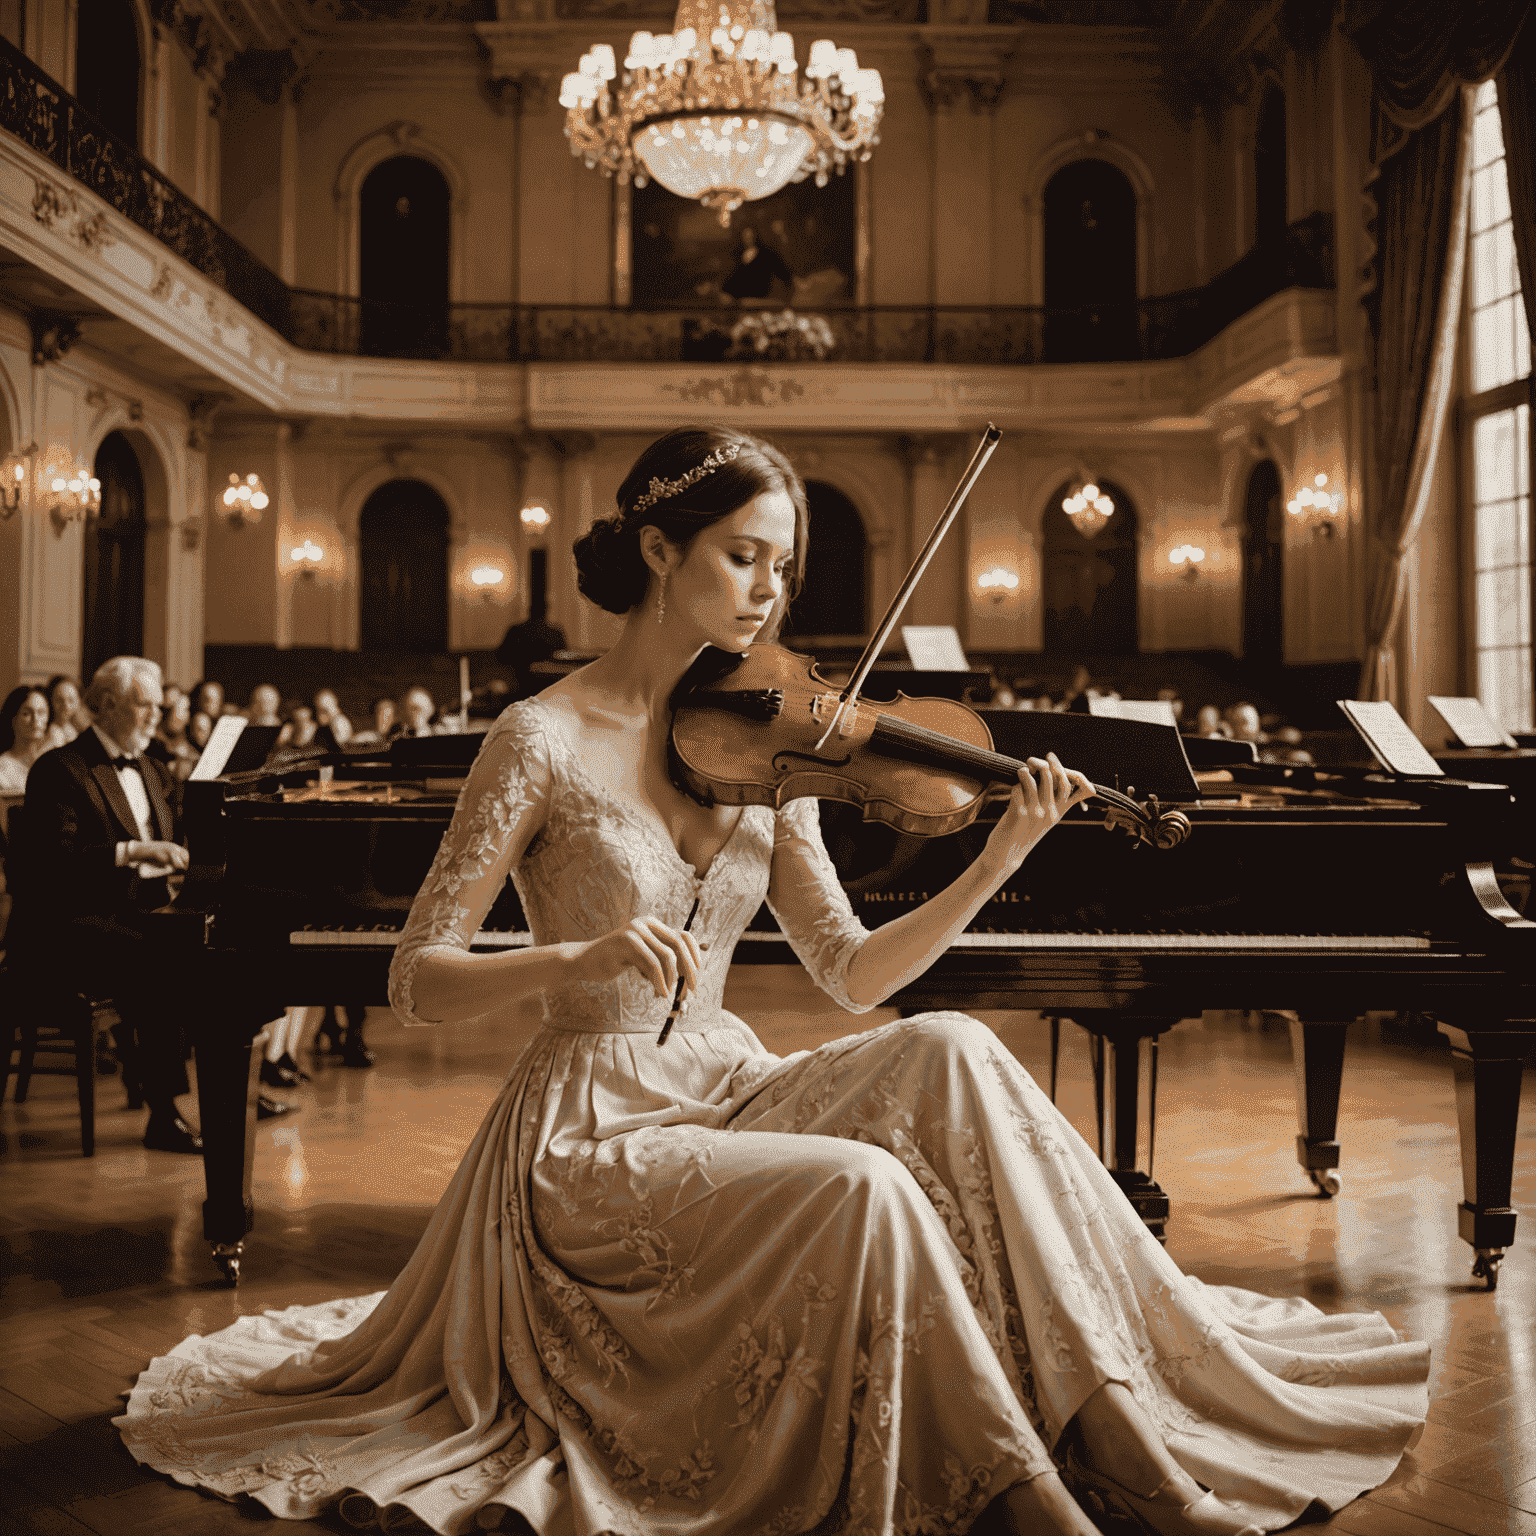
115, 756, 143, 776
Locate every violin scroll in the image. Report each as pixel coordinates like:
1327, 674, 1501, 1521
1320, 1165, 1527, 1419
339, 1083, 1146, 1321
1101, 794, 1192, 850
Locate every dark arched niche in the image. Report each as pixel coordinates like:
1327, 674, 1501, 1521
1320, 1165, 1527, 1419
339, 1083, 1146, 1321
1242, 459, 1284, 670
1042, 479, 1139, 655
75, 0, 141, 145
1042, 160, 1138, 362
360, 156, 450, 357
1255, 84, 1288, 249
83, 431, 147, 680
359, 480, 450, 652
786, 480, 867, 639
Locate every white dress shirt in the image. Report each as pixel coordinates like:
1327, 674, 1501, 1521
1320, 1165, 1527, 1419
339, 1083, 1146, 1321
93, 723, 155, 864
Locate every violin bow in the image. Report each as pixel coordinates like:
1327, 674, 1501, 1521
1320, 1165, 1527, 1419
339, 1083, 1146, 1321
812, 424, 1003, 752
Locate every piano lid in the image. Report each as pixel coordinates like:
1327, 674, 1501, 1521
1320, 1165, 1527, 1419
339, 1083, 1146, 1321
979, 709, 1201, 801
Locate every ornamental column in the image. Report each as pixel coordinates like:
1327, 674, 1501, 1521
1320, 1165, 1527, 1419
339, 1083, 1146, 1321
900, 434, 967, 642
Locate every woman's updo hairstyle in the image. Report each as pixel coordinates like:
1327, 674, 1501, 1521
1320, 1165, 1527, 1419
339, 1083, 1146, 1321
574, 427, 807, 632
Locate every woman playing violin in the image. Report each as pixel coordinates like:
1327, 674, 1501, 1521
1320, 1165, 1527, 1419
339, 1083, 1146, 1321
118, 427, 1427, 1536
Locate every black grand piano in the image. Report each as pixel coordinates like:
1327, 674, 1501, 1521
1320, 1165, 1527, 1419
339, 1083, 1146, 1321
162, 719, 1536, 1289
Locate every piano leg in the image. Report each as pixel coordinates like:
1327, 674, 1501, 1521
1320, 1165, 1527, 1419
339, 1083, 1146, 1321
1437, 1023, 1531, 1291
1286, 1014, 1351, 1198
1063, 1014, 1177, 1243
193, 1023, 266, 1285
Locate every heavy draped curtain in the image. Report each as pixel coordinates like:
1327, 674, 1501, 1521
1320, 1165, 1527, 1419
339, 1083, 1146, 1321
1498, 19, 1536, 346
1346, 0, 1534, 702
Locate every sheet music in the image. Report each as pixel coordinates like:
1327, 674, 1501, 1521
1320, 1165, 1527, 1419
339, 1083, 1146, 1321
189, 716, 247, 780
1337, 700, 1445, 776
1427, 695, 1518, 749
1114, 699, 1181, 728
900, 625, 969, 671
1086, 696, 1119, 717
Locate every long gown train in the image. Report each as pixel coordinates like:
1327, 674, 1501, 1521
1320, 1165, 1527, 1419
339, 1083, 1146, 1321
116, 699, 1430, 1534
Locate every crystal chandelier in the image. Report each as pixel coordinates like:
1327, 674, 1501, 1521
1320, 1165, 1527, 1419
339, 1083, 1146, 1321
560, 0, 884, 227
1061, 477, 1114, 539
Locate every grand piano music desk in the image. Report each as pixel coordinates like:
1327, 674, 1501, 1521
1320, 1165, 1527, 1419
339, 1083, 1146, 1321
164, 724, 1535, 1289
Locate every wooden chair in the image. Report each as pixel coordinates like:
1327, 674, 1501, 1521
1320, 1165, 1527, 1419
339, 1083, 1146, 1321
1, 972, 111, 1157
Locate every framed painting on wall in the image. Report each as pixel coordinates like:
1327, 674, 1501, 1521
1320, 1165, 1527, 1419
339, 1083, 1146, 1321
625, 171, 862, 311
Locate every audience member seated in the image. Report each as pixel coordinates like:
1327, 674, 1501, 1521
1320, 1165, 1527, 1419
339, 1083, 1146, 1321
246, 684, 282, 727
1225, 702, 1265, 745
11, 658, 284, 1149
147, 690, 200, 782
312, 689, 352, 749
391, 686, 441, 739
188, 710, 214, 752
1193, 704, 1231, 738
191, 679, 227, 721
0, 686, 51, 798
279, 703, 318, 749
44, 674, 86, 750
346, 695, 396, 749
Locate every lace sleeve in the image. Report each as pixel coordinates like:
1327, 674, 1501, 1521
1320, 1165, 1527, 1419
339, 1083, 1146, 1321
387, 710, 552, 1027
765, 796, 875, 1013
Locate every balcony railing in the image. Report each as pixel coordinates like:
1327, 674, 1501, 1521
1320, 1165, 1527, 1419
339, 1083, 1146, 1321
287, 215, 1332, 367
0, 35, 291, 335
1, 35, 1332, 370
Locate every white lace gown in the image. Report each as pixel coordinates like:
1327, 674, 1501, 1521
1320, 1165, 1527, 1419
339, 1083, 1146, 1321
116, 698, 1430, 1536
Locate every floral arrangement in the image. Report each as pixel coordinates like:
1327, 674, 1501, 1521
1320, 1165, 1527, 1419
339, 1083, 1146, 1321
726, 309, 837, 362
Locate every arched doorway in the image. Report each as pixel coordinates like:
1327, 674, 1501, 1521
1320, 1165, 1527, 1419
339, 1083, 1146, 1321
1042, 160, 1138, 363
1042, 479, 1138, 655
360, 156, 450, 357
1242, 459, 1284, 670
82, 431, 147, 680
359, 480, 450, 652
787, 481, 866, 638
75, 0, 140, 144
1254, 84, 1288, 251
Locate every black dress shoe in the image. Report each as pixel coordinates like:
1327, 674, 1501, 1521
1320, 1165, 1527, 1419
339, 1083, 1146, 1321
143, 1113, 203, 1154
276, 1052, 311, 1083
257, 1094, 295, 1119
259, 1058, 303, 1089
341, 1039, 375, 1069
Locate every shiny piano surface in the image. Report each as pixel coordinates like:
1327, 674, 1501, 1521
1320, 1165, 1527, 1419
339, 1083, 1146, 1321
165, 740, 1536, 1287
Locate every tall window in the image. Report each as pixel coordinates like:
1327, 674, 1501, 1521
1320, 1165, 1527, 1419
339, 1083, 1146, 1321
1042, 160, 1137, 363
75, 0, 140, 145
1465, 81, 1533, 729
359, 157, 450, 357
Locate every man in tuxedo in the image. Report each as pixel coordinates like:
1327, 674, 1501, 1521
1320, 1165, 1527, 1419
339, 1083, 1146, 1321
17, 656, 288, 1151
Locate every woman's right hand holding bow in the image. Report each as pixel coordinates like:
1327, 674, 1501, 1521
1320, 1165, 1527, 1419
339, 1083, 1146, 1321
571, 917, 703, 1004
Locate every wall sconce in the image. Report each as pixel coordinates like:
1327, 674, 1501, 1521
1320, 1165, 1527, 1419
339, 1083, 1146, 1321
1169, 544, 1205, 581
976, 565, 1020, 603
519, 504, 551, 536
470, 563, 508, 603
221, 472, 269, 528
0, 442, 35, 519
289, 538, 324, 578
1287, 472, 1343, 539
39, 444, 101, 531
1062, 476, 1114, 539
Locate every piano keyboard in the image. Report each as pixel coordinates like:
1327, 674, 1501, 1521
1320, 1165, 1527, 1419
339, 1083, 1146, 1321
290, 928, 1431, 952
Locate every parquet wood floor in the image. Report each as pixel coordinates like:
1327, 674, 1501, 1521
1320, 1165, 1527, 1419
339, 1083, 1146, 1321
2, 972, 1533, 1536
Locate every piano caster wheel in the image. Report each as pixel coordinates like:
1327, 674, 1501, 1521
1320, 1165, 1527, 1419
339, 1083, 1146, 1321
211, 1242, 244, 1285
1308, 1169, 1341, 1198
1471, 1249, 1503, 1290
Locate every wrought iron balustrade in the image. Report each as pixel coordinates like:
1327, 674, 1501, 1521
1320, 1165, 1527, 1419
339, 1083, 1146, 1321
1, 31, 1331, 371
0, 35, 290, 335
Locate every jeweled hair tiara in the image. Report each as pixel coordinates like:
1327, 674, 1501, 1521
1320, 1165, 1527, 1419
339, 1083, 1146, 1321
628, 443, 742, 517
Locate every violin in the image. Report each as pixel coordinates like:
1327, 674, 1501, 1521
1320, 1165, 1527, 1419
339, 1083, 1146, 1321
669, 644, 1192, 849
666, 422, 1191, 852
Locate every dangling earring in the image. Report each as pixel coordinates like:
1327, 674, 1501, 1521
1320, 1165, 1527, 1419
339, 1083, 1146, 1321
656, 573, 667, 625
